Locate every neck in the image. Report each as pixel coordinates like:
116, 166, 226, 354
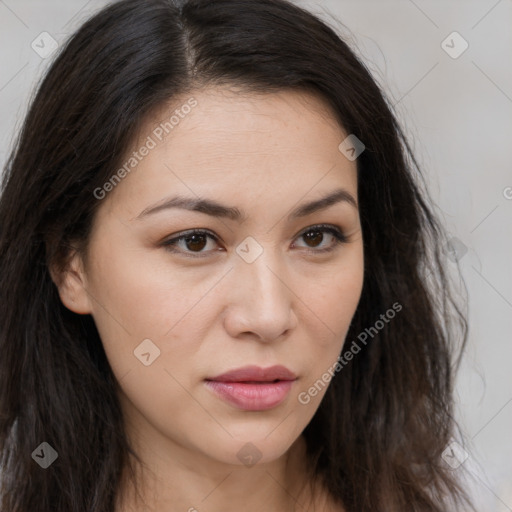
115, 434, 323, 512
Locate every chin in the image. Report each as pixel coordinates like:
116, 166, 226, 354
200, 425, 304, 468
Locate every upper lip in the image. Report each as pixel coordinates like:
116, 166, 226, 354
206, 365, 297, 382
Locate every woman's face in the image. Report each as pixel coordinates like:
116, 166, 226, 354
60, 87, 364, 467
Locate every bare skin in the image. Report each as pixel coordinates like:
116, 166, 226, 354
52, 86, 361, 511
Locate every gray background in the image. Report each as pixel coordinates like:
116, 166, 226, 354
1, 0, 511, 510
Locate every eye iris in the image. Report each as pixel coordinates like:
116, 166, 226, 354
303, 230, 324, 248
185, 234, 208, 252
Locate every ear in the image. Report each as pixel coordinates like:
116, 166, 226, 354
49, 249, 93, 315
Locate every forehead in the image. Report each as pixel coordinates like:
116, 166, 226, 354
100, 87, 357, 219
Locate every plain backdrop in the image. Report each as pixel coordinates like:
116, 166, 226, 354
0, 1, 511, 510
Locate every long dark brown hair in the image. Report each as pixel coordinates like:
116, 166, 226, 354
0, 0, 473, 510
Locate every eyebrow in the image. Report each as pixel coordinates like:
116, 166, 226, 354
135, 188, 358, 222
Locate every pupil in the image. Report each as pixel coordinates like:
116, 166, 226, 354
305, 230, 323, 247
186, 234, 207, 251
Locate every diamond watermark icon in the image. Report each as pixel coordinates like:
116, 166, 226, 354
338, 134, 365, 161
236, 236, 263, 264
445, 237, 468, 262
442, 440, 469, 469
441, 31, 468, 59
31, 32, 59, 59
236, 442, 262, 467
134, 338, 161, 366
32, 442, 58, 469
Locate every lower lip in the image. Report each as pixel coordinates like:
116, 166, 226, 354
204, 380, 295, 411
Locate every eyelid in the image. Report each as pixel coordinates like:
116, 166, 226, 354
161, 223, 348, 258
292, 223, 348, 250
161, 229, 221, 258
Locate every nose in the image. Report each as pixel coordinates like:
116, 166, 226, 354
222, 249, 298, 343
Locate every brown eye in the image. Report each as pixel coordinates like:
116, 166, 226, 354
162, 224, 347, 259
294, 225, 347, 253
162, 230, 220, 257
303, 229, 325, 248
182, 233, 208, 252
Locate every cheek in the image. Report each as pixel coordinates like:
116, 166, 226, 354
87, 237, 202, 334
87, 247, 221, 387
115, 351, 214, 457
302, 249, 364, 369
314, 248, 364, 333
296, 276, 363, 410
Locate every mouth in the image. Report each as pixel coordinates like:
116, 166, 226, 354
206, 364, 297, 383
204, 365, 297, 411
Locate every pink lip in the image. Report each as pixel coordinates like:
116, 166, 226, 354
205, 365, 297, 411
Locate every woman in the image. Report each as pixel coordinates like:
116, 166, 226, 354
0, 0, 474, 510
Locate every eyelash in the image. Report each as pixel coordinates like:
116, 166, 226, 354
161, 223, 348, 258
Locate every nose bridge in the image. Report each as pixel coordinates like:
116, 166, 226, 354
225, 240, 296, 341
245, 249, 286, 303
